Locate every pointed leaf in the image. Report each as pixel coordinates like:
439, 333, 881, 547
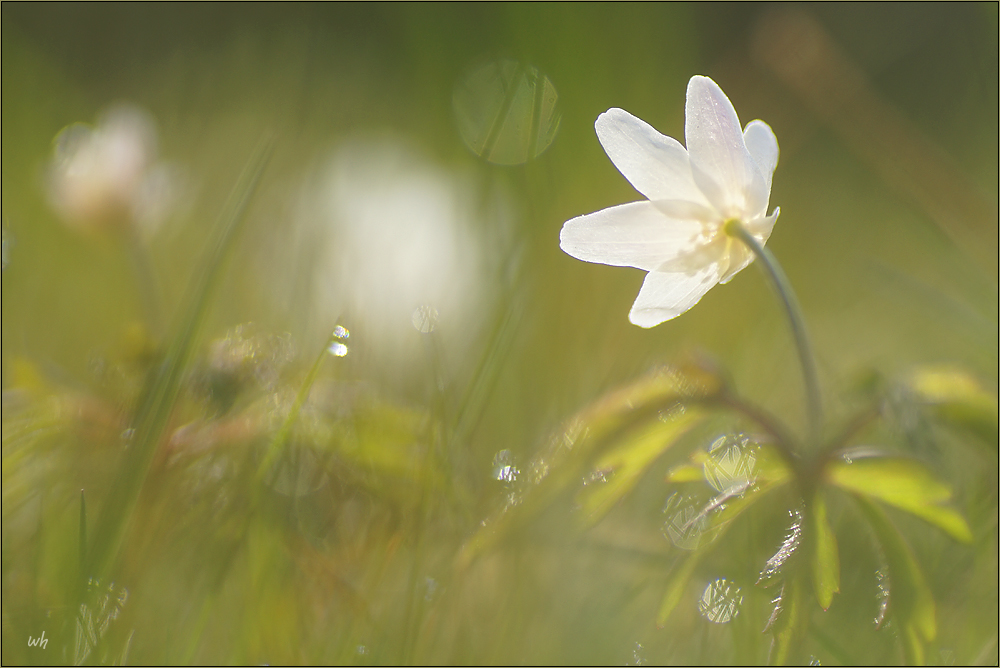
826, 455, 972, 543
768, 574, 804, 666
665, 462, 704, 482
810, 494, 840, 610
460, 363, 722, 567
855, 497, 936, 645
907, 366, 998, 449
903, 624, 927, 666
577, 407, 703, 525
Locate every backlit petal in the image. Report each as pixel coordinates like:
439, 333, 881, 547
560, 201, 704, 271
596, 108, 710, 205
685, 76, 765, 217
628, 262, 722, 327
743, 120, 779, 215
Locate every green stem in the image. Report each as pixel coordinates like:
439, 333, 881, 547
256, 326, 344, 483
725, 219, 823, 445
124, 225, 164, 340
85, 137, 273, 581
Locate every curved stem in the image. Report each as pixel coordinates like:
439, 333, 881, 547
711, 392, 799, 469
725, 220, 823, 445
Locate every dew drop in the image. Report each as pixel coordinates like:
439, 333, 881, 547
328, 325, 350, 357
452, 59, 561, 165
874, 567, 890, 628
411, 304, 439, 333
491, 449, 520, 484
662, 493, 709, 551
629, 641, 646, 665
758, 507, 803, 585
698, 578, 743, 623
583, 467, 614, 486
703, 433, 759, 493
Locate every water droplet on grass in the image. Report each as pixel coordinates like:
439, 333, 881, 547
328, 325, 350, 357
492, 449, 519, 484
699, 578, 743, 623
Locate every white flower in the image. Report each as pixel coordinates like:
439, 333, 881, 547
48, 104, 177, 238
559, 75, 779, 328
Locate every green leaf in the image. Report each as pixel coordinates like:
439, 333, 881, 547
855, 496, 937, 662
664, 462, 704, 483
657, 465, 790, 629
576, 407, 703, 526
459, 364, 722, 567
826, 455, 972, 543
810, 494, 840, 611
767, 574, 805, 666
906, 366, 998, 449
572, 361, 722, 445
656, 550, 701, 628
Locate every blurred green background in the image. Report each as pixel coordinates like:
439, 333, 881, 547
2, 3, 997, 665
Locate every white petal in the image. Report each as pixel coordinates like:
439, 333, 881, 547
596, 108, 710, 205
684, 76, 766, 217
743, 120, 779, 213
628, 263, 722, 327
560, 201, 704, 271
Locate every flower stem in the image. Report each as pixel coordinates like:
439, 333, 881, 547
725, 219, 823, 444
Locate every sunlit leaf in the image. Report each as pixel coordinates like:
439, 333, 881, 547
459, 363, 722, 567
855, 496, 936, 661
668, 442, 792, 488
576, 406, 703, 525
810, 494, 840, 611
657, 464, 791, 628
906, 366, 998, 448
826, 454, 972, 543
573, 362, 722, 445
664, 462, 703, 482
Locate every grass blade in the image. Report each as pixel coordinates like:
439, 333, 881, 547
85, 137, 274, 580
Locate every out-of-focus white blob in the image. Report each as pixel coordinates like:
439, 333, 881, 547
294, 137, 509, 371
48, 104, 179, 238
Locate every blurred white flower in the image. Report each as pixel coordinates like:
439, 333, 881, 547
560, 75, 779, 327
295, 137, 508, 368
48, 104, 177, 237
